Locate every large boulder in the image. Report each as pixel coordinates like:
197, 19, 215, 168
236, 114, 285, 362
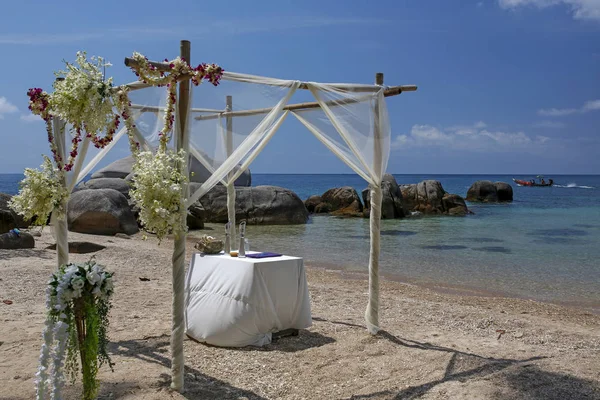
321, 187, 363, 216
92, 155, 252, 186
362, 174, 407, 219
0, 230, 35, 249
400, 180, 469, 216
495, 182, 513, 202
304, 195, 322, 213
200, 185, 308, 225
0, 205, 16, 234
77, 178, 132, 199
68, 189, 139, 235
443, 194, 469, 216
0, 193, 30, 232
466, 180, 498, 202
187, 202, 205, 230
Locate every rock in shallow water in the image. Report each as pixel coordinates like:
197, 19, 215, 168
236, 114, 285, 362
400, 180, 469, 216
466, 180, 513, 202
362, 174, 407, 219
200, 185, 308, 225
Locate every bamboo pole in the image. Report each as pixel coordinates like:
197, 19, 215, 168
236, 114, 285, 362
170, 39, 190, 393
52, 112, 69, 269
225, 96, 236, 242
193, 85, 416, 121
365, 72, 384, 335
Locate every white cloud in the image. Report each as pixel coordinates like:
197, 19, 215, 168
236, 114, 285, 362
411, 125, 453, 142
20, 114, 42, 123
0, 97, 18, 119
538, 107, 578, 116
447, 121, 487, 136
498, 0, 600, 22
582, 99, 600, 112
392, 121, 549, 152
533, 120, 566, 128
538, 99, 600, 116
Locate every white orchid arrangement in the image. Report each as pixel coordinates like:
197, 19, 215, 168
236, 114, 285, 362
129, 149, 189, 243
36, 258, 114, 400
9, 156, 69, 225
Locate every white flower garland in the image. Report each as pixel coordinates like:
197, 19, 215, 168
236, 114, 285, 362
36, 260, 114, 400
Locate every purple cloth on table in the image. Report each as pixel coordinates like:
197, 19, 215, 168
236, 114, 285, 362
246, 252, 282, 259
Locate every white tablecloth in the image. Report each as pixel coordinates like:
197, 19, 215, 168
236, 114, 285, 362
185, 252, 312, 347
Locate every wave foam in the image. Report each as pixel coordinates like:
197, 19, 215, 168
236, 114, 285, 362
554, 183, 595, 189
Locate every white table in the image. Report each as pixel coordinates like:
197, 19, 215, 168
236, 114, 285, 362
184, 251, 312, 347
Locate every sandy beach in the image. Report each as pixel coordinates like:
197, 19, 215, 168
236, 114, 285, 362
1, 230, 599, 400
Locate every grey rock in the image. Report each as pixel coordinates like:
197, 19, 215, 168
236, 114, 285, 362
443, 194, 469, 216
77, 178, 132, 199
92, 154, 252, 186
320, 187, 363, 216
495, 182, 514, 202
362, 174, 407, 219
187, 202, 205, 230
68, 189, 139, 235
0, 208, 16, 235
0, 231, 35, 249
400, 180, 469, 216
201, 185, 308, 225
466, 180, 499, 202
0, 193, 30, 231
304, 195, 322, 213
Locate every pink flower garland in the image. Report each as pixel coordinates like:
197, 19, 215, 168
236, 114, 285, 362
128, 53, 223, 151
26, 89, 123, 172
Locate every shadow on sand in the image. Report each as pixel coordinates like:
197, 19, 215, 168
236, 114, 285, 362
105, 334, 267, 399
0, 248, 54, 260
104, 329, 335, 399
313, 318, 600, 400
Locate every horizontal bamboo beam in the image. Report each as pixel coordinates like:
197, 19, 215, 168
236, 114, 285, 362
123, 57, 417, 94
129, 105, 226, 113
193, 85, 417, 121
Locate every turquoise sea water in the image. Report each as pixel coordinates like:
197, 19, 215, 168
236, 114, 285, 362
2, 173, 599, 311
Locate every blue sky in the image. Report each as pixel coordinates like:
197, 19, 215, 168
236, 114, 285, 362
1, 0, 599, 175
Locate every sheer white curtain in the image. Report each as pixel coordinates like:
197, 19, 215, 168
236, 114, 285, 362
291, 82, 390, 333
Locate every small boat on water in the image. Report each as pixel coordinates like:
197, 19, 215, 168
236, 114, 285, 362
513, 176, 554, 187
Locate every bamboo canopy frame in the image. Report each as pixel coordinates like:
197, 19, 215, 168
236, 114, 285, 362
120, 42, 417, 393
47, 40, 418, 394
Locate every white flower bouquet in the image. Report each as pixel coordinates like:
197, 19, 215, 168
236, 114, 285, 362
36, 258, 114, 400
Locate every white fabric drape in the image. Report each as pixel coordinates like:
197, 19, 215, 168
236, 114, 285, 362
185, 82, 299, 208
